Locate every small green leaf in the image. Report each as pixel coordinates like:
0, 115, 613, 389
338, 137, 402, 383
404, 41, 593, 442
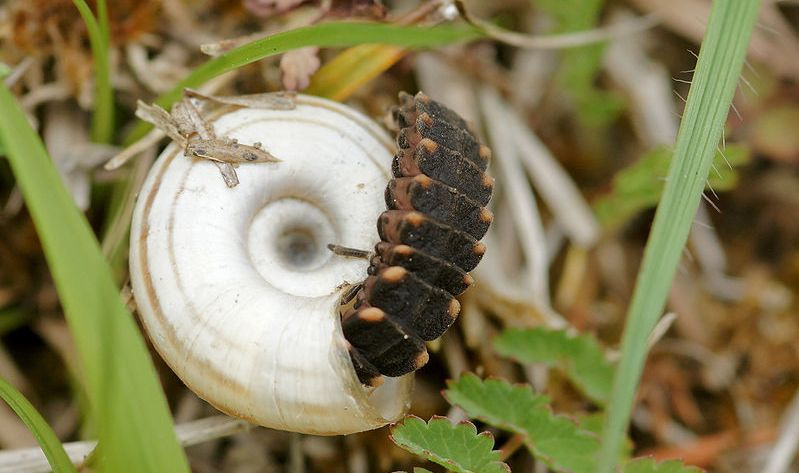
0, 377, 78, 473
536, 0, 622, 128
622, 457, 703, 473
0, 62, 10, 79
445, 374, 599, 473
593, 144, 750, 232
390, 416, 510, 473
414, 468, 435, 473
493, 327, 614, 404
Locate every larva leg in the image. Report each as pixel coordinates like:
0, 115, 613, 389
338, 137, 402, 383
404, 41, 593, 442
327, 243, 372, 259
340, 283, 363, 305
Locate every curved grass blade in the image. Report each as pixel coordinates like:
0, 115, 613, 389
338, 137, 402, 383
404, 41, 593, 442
596, 2, 761, 471
125, 22, 481, 144
71, 0, 113, 143
0, 377, 78, 473
0, 83, 189, 472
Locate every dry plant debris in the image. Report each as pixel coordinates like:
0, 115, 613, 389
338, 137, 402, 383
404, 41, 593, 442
1, 0, 799, 472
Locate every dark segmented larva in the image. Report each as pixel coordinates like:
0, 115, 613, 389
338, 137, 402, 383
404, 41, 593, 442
342, 92, 494, 386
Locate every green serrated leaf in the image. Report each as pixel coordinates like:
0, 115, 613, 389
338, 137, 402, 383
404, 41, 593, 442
593, 144, 750, 232
494, 328, 614, 404
390, 416, 510, 473
622, 457, 703, 473
445, 374, 599, 473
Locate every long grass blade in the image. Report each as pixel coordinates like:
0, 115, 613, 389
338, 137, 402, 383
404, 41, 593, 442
125, 21, 481, 144
0, 84, 189, 472
0, 377, 78, 473
71, 0, 114, 143
596, 2, 761, 471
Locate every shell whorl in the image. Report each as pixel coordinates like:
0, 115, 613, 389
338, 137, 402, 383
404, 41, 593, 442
130, 95, 413, 435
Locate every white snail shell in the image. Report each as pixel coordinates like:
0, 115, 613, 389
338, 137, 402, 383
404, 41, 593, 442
130, 95, 414, 435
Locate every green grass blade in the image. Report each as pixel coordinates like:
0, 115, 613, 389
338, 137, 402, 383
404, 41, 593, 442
0, 84, 189, 472
0, 377, 78, 473
72, 0, 114, 143
96, 0, 110, 43
125, 21, 481, 144
596, 2, 761, 471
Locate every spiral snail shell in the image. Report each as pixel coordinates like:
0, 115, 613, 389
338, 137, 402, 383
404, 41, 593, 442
130, 92, 491, 435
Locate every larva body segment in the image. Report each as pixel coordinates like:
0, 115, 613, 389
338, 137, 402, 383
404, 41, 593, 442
357, 266, 460, 341
392, 138, 494, 206
377, 210, 486, 272
385, 175, 492, 240
343, 92, 493, 386
369, 242, 474, 296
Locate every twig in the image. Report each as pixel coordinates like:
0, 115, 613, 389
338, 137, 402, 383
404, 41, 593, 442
498, 434, 526, 461
478, 86, 566, 329
2, 58, 35, 88
506, 107, 600, 247
0, 415, 251, 473
456, 1, 659, 50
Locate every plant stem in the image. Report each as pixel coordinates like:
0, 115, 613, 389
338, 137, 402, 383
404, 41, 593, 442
596, 1, 761, 471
